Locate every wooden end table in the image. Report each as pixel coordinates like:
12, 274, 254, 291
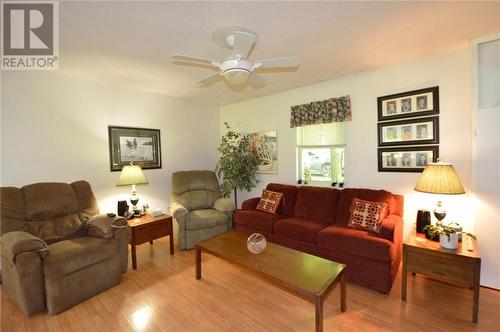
127, 214, 174, 269
402, 230, 481, 323
195, 232, 346, 332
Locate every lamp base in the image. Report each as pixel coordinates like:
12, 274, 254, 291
433, 200, 446, 222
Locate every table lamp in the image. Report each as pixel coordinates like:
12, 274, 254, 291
117, 163, 148, 216
414, 159, 465, 224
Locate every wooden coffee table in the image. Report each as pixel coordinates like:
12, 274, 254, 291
128, 214, 174, 269
195, 232, 346, 332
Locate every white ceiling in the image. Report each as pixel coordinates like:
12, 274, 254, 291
58, 1, 500, 106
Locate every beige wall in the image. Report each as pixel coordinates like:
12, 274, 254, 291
1, 71, 220, 214
220, 48, 500, 288
472, 36, 500, 289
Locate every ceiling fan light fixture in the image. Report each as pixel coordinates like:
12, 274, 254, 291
224, 68, 249, 85
172, 27, 299, 89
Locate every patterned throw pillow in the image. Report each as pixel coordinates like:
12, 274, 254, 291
256, 189, 284, 214
347, 198, 387, 234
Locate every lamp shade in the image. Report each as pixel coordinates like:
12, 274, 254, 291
117, 165, 148, 186
414, 162, 465, 195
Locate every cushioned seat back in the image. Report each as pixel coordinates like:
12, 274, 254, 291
0, 181, 99, 242
266, 183, 299, 216
171, 170, 222, 210
294, 186, 340, 225
336, 188, 397, 226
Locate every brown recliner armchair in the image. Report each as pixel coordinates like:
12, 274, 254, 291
0, 180, 128, 315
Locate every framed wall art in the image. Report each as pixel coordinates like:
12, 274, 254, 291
378, 117, 439, 147
250, 130, 278, 174
108, 126, 161, 171
378, 146, 439, 172
378, 86, 439, 121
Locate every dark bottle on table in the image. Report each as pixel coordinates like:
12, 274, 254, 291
416, 209, 431, 234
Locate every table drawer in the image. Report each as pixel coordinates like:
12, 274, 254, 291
406, 249, 477, 287
132, 222, 170, 245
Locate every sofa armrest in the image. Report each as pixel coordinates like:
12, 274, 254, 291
86, 214, 127, 239
214, 198, 236, 212
241, 197, 261, 210
379, 214, 403, 242
1, 231, 48, 265
171, 201, 188, 219
171, 201, 189, 249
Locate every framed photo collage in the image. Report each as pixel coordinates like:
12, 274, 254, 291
377, 86, 440, 172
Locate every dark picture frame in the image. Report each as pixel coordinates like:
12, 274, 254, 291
108, 126, 161, 171
378, 116, 439, 147
378, 145, 439, 173
377, 86, 439, 121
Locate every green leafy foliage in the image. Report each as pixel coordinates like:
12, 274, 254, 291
424, 221, 476, 241
216, 123, 258, 199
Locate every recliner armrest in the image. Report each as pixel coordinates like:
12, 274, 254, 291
214, 198, 236, 212
171, 201, 188, 219
241, 197, 261, 210
0, 231, 48, 265
86, 214, 127, 239
379, 214, 403, 242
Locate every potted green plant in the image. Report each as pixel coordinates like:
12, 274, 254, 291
424, 221, 476, 250
216, 122, 258, 206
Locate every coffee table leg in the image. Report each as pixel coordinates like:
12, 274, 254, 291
195, 247, 201, 280
315, 295, 323, 332
340, 273, 346, 312
131, 244, 137, 270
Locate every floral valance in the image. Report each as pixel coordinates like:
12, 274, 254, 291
290, 95, 351, 128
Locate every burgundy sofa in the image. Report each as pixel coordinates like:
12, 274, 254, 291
233, 183, 404, 293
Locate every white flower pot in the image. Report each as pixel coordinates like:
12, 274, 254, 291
439, 233, 458, 250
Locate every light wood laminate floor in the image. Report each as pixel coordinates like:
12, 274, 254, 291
1, 237, 499, 331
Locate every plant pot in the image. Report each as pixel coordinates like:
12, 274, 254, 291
439, 233, 458, 250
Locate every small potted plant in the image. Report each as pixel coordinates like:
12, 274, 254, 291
423, 221, 476, 250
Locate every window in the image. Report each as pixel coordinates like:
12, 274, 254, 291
297, 123, 346, 185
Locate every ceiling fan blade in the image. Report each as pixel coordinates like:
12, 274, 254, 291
231, 31, 256, 58
254, 56, 298, 69
248, 73, 266, 89
172, 54, 219, 66
198, 71, 223, 84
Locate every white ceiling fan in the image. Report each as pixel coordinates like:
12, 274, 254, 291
171, 28, 298, 87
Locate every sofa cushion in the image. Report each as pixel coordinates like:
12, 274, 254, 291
318, 225, 393, 262
185, 209, 228, 231
0, 187, 27, 234
256, 189, 284, 214
171, 171, 221, 210
71, 180, 99, 221
274, 217, 327, 244
266, 183, 299, 216
347, 198, 387, 234
294, 186, 340, 225
23, 183, 79, 221
43, 237, 118, 278
336, 188, 395, 226
233, 209, 286, 233
26, 213, 83, 243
